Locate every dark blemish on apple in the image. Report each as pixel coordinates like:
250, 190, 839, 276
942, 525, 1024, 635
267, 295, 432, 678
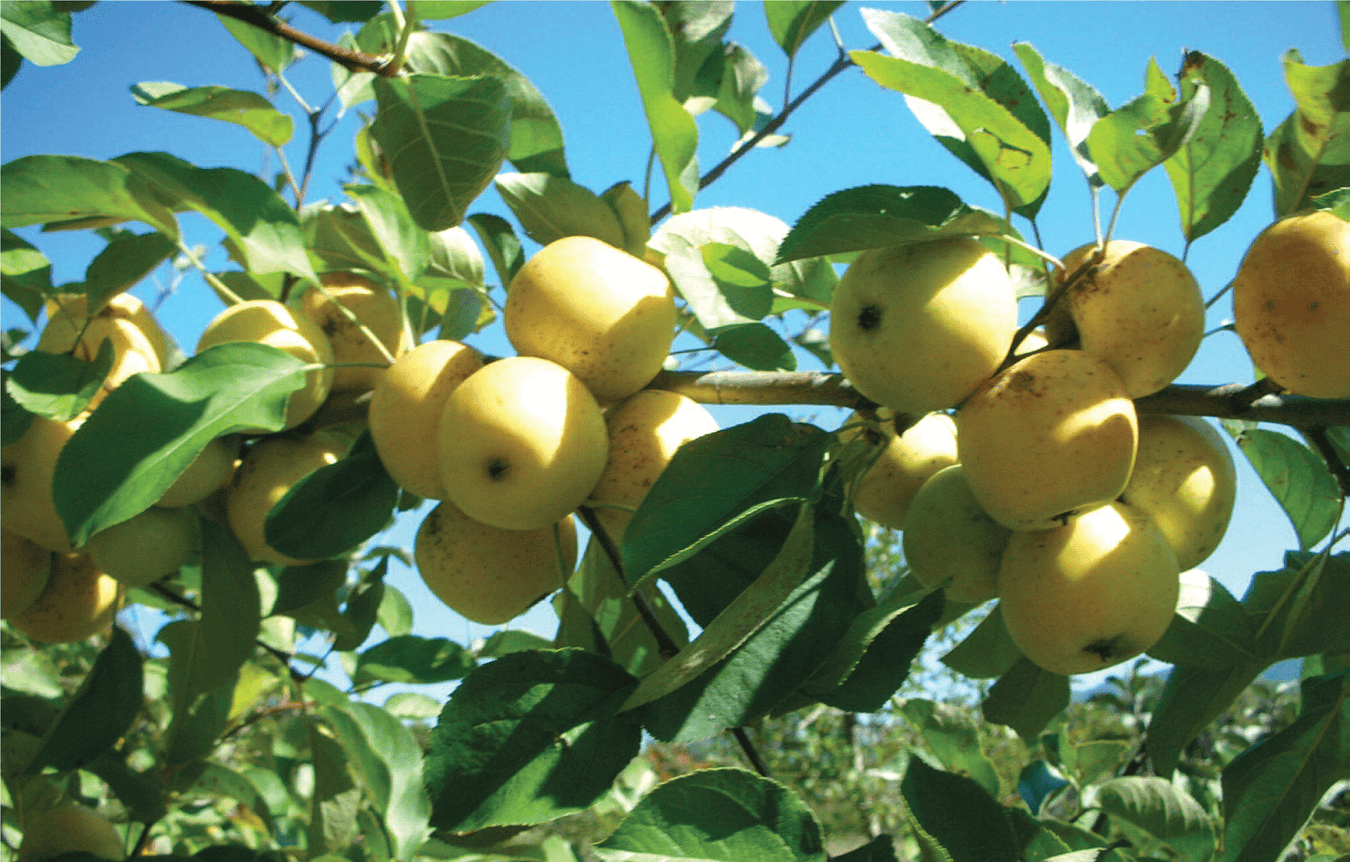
1084, 639, 1119, 662
487, 458, 511, 481
857, 304, 882, 331
1, 465, 14, 484
1009, 371, 1036, 393
1053, 509, 1076, 526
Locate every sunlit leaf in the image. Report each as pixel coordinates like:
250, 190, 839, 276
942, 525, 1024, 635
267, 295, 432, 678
6, 337, 113, 421
1264, 53, 1350, 217
765, 1, 843, 59
131, 82, 294, 146
0, 154, 178, 236
494, 172, 627, 249
1013, 42, 1110, 187
215, 11, 295, 73
1092, 777, 1215, 861
0, 1, 77, 67
1087, 58, 1211, 193
1229, 427, 1341, 550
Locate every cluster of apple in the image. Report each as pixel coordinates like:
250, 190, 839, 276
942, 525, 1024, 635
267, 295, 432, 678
830, 211, 1349, 676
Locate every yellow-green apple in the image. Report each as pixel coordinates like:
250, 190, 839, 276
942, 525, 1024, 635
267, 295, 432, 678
157, 435, 241, 508
438, 356, 608, 531
225, 430, 351, 566
1, 527, 52, 618
17, 804, 124, 862
37, 314, 161, 412
997, 501, 1180, 675
839, 411, 959, 529
1, 415, 82, 552
1120, 415, 1237, 570
504, 235, 677, 404
829, 238, 1017, 414
414, 500, 577, 625
368, 339, 483, 500
44, 291, 170, 368
902, 465, 1010, 604
1045, 241, 1205, 398
1233, 210, 1350, 398
196, 299, 334, 430
957, 349, 1137, 531
587, 389, 719, 540
8, 552, 122, 644
301, 272, 412, 392
85, 506, 196, 588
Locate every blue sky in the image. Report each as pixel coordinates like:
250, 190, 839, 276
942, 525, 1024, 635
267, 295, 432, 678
3, 1, 1345, 694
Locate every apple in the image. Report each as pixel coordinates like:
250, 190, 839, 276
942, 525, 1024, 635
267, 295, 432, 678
1119, 414, 1237, 571
504, 235, 677, 405
839, 411, 959, 529
368, 339, 484, 500
997, 501, 1180, 676
1232, 210, 1350, 399
157, 435, 241, 508
414, 500, 578, 625
196, 299, 335, 430
902, 465, 1010, 604
301, 273, 412, 392
828, 238, 1017, 414
17, 804, 124, 862
225, 430, 352, 566
957, 349, 1137, 531
1044, 241, 1205, 398
1, 415, 82, 553
439, 356, 608, 531
44, 291, 170, 368
8, 552, 122, 644
1, 526, 52, 618
85, 505, 196, 588
37, 314, 161, 412
588, 389, 719, 540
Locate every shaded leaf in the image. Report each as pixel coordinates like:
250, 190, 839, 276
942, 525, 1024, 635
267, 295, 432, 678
902, 757, 1019, 862
941, 605, 1023, 679
131, 82, 294, 146
1147, 660, 1266, 776
6, 337, 113, 421
1092, 777, 1215, 861
76, 230, 177, 310
29, 626, 143, 773
0, 154, 177, 236
809, 589, 943, 714
1230, 428, 1341, 550
1148, 569, 1261, 670
907, 698, 1004, 800
764, 1, 844, 59
494, 172, 627, 249
354, 635, 475, 685
982, 657, 1070, 740
1, 229, 52, 321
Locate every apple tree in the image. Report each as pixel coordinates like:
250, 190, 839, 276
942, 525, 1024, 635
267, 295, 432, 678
1, 2, 1348, 861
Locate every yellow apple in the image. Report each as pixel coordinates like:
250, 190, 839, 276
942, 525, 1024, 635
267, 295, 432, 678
157, 435, 241, 508
840, 411, 959, 529
829, 238, 1017, 414
44, 291, 170, 368
37, 315, 161, 412
8, 552, 122, 644
1120, 415, 1237, 571
438, 356, 608, 531
1044, 241, 1205, 398
368, 339, 484, 500
1, 526, 52, 618
997, 501, 1180, 676
505, 235, 677, 405
588, 389, 719, 541
414, 500, 578, 625
1, 415, 82, 553
196, 299, 335, 430
225, 430, 351, 566
85, 505, 196, 588
1233, 210, 1350, 398
957, 349, 1137, 531
902, 465, 1010, 604
301, 273, 412, 392
18, 804, 124, 862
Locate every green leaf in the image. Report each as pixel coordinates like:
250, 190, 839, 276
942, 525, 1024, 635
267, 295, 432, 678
113, 151, 312, 278
76, 230, 177, 311
712, 43, 769, 136
777, 185, 1008, 263
1146, 660, 1266, 776
353, 635, 475, 685
1230, 427, 1341, 550
595, 767, 827, 862
467, 211, 524, 288
308, 716, 363, 852
765, 1, 844, 59
1265, 54, 1350, 216
1, 229, 52, 321
902, 757, 1019, 862
1163, 52, 1263, 243
0, 154, 177, 236
52, 342, 307, 547
660, 1, 732, 107
622, 413, 832, 587
195, 518, 263, 698
215, 12, 294, 73
941, 605, 1023, 679
611, 0, 700, 214
423, 648, 640, 832
346, 182, 434, 286
28, 626, 142, 773
494, 172, 627, 249
6, 337, 113, 421
303, 201, 388, 276
1092, 777, 1215, 861
1012, 42, 1110, 187
600, 181, 652, 258
1312, 186, 1350, 218
1147, 569, 1261, 669
370, 73, 511, 231
2, 32, 20, 89
131, 82, 294, 147
1218, 672, 1350, 862
409, 1, 493, 20
157, 619, 238, 766
1243, 552, 1350, 662
0, 1, 77, 67
833, 836, 901, 862
982, 657, 1070, 740
902, 699, 1003, 800
298, 1, 384, 23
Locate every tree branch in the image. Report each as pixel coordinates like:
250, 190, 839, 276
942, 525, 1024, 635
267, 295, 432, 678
181, 0, 397, 75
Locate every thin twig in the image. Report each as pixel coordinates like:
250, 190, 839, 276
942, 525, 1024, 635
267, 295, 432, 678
181, 0, 396, 75
1304, 426, 1350, 498
576, 506, 682, 660
731, 725, 773, 778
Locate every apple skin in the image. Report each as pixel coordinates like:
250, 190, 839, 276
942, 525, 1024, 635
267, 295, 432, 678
505, 235, 677, 405
438, 356, 608, 531
1045, 241, 1205, 398
902, 465, 1010, 604
18, 804, 124, 862
368, 339, 484, 500
1, 526, 52, 619
997, 501, 1181, 676
44, 291, 170, 368
588, 389, 719, 541
414, 501, 577, 625
8, 552, 122, 644
302, 273, 412, 393
829, 238, 1017, 414
37, 315, 161, 412
1120, 415, 1237, 571
85, 505, 196, 588
157, 435, 240, 508
841, 411, 959, 529
0, 415, 82, 553
1233, 210, 1350, 399
196, 299, 335, 430
957, 349, 1138, 531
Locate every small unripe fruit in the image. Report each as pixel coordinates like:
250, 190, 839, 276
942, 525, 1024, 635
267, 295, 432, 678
302, 273, 412, 392
902, 465, 1009, 604
8, 553, 122, 644
1, 526, 52, 618
85, 506, 196, 588
18, 804, 124, 862
840, 411, 959, 529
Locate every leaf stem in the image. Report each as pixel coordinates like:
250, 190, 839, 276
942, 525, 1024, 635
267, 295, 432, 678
576, 505, 681, 660
731, 725, 773, 778
175, 240, 245, 306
